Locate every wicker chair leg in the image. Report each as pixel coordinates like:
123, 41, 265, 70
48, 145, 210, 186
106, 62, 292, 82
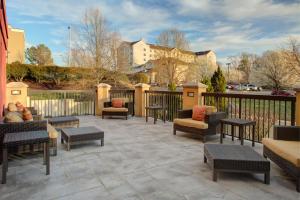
102, 115, 104, 119
173, 129, 176, 135
202, 136, 206, 143
297, 178, 300, 192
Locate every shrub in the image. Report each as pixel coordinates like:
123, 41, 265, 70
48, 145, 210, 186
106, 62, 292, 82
28, 65, 45, 83
211, 66, 226, 93
7, 62, 28, 81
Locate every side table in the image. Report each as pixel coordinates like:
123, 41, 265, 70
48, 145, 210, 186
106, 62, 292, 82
220, 118, 256, 146
145, 106, 166, 124
2, 130, 50, 184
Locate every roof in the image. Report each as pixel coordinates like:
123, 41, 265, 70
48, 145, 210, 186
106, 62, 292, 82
195, 50, 212, 56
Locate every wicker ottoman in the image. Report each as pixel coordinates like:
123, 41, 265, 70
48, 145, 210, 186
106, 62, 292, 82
48, 116, 79, 129
204, 144, 270, 184
61, 126, 104, 151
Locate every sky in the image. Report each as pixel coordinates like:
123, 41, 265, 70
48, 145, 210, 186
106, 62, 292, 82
6, 0, 300, 66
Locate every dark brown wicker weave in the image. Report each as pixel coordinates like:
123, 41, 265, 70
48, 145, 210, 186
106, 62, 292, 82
61, 126, 104, 151
2, 130, 50, 184
0, 120, 47, 164
48, 116, 79, 129
102, 102, 133, 120
263, 126, 300, 192
173, 109, 226, 142
204, 144, 270, 184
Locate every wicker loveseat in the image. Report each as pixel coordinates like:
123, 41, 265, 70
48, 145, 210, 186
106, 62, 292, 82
173, 106, 226, 142
102, 98, 133, 120
262, 126, 300, 192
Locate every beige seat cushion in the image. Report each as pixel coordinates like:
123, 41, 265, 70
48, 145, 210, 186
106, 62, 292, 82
7, 103, 18, 112
111, 98, 129, 103
262, 138, 300, 167
47, 124, 58, 139
174, 118, 208, 129
204, 106, 217, 115
103, 107, 128, 112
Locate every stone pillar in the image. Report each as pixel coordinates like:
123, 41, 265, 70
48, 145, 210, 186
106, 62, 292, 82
134, 83, 150, 117
6, 82, 29, 106
182, 83, 207, 110
295, 88, 300, 125
95, 83, 111, 116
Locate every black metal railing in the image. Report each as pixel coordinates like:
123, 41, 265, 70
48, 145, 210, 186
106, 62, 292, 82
29, 90, 95, 117
145, 90, 183, 121
109, 89, 135, 115
202, 92, 296, 142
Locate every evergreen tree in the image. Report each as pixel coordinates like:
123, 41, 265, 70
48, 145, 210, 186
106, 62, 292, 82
201, 76, 214, 92
211, 66, 226, 93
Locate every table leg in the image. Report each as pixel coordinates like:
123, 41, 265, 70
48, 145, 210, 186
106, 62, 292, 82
154, 110, 157, 124
220, 122, 224, 144
45, 142, 50, 175
146, 109, 148, 122
252, 125, 255, 147
231, 125, 234, 141
101, 138, 104, 146
264, 172, 270, 184
204, 155, 207, 163
43, 143, 46, 165
239, 126, 244, 145
163, 109, 166, 123
213, 170, 218, 182
2, 147, 7, 184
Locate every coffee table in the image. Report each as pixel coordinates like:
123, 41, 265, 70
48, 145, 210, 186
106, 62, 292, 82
220, 118, 256, 146
61, 126, 104, 151
204, 144, 270, 184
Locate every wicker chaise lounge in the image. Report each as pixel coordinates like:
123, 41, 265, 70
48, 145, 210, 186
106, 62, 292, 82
173, 106, 226, 142
262, 126, 300, 192
102, 98, 133, 120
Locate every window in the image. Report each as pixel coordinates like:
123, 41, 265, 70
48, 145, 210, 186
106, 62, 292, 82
144, 53, 146, 56
144, 48, 146, 51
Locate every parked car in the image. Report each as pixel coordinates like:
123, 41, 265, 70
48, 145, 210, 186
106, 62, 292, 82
271, 90, 295, 96
241, 84, 262, 91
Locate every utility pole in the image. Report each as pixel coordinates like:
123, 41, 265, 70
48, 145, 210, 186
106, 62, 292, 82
68, 26, 71, 67
226, 63, 231, 82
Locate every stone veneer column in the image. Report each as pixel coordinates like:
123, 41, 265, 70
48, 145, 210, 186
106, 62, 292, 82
6, 82, 29, 106
134, 83, 150, 117
295, 88, 300, 125
182, 83, 207, 110
95, 83, 111, 116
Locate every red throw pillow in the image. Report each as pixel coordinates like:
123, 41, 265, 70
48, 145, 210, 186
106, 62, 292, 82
192, 106, 206, 121
23, 108, 33, 121
112, 99, 123, 108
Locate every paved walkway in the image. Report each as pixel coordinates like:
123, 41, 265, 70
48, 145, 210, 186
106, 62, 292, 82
0, 116, 299, 200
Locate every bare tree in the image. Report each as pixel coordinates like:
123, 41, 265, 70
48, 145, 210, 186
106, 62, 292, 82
238, 53, 257, 83
154, 29, 190, 89
281, 38, 300, 77
252, 51, 297, 90
70, 8, 123, 84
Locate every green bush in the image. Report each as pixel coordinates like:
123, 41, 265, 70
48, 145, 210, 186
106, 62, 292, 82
211, 66, 226, 93
28, 65, 45, 83
7, 62, 28, 82
132, 73, 149, 84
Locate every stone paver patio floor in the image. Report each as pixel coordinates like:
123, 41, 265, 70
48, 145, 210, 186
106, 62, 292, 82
0, 116, 299, 200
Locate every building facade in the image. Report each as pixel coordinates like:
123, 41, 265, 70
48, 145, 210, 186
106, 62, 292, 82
0, 0, 8, 118
7, 25, 25, 64
117, 39, 218, 84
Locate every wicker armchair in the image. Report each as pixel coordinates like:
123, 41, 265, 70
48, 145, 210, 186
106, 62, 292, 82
102, 101, 133, 120
173, 109, 226, 142
262, 126, 300, 192
0, 120, 47, 164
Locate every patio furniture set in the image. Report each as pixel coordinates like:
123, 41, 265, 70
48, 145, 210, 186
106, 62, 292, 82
1, 104, 104, 184
172, 105, 299, 192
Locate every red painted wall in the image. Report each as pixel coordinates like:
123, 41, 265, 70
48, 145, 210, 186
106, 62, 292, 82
0, 0, 8, 119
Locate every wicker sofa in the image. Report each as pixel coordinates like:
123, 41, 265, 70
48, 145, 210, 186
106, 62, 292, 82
173, 107, 226, 142
3, 107, 42, 121
102, 98, 133, 120
0, 120, 47, 164
262, 126, 300, 192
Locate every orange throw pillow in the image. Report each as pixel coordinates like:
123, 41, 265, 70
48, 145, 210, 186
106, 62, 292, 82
112, 99, 123, 108
23, 108, 33, 121
192, 106, 206, 121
